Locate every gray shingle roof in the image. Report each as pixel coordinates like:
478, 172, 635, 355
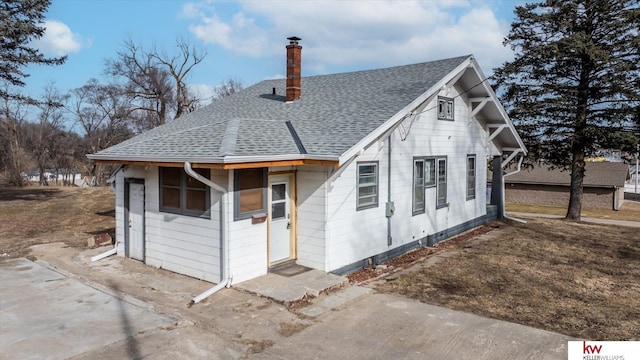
90, 55, 470, 162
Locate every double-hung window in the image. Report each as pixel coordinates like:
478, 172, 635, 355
437, 96, 454, 120
413, 156, 447, 212
466, 155, 476, 200
160, 167, 210, 218
436, 158, 447, 208
412, 158, 436, 214
234, 168, 267, 220
357, 162, 378, 210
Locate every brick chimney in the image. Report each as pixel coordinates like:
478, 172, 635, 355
286, 36, 302, 102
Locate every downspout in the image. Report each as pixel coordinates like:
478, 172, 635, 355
184, 162, 232, 304
502, 154, 527, 224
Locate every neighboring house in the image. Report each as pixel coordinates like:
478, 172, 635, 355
88, 37, 526, 285
494, 162, 630, 210
22, 168, 82, 184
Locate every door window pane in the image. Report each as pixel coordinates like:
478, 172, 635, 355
271, 202, 286, 219
272, 184, 286, 201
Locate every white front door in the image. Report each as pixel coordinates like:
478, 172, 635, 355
269, 176, 293, 265
127, 181, 145, 261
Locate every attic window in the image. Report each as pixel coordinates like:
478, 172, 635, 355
437, 96, 454, 120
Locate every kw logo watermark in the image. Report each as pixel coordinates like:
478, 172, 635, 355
568, 341, 639, 360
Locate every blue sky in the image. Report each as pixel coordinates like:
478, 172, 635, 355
25, 0, 526, 104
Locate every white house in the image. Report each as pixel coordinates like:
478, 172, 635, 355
88, 37, 526, 285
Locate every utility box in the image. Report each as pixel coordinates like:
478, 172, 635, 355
385, 201, 395, 217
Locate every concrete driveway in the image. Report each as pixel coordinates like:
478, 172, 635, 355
2, 245, 572, 359
0, 258, 177, 360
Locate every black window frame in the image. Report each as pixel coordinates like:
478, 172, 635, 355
233, 168, 268, 221
159, 167, 211, 219
437, 96, 454, 121
466, 154, 476, 200
356, 161, 379, 210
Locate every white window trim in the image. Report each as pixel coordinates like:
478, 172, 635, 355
436, 157, 448, 209
437, 96, 454, 121
466, 155, 476, 200
357, 161, 379, 210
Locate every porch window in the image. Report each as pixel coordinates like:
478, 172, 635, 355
413, 158, 437, 215
357, 162, 378, 210
437, 96, 454, 120
234, 168, 267, 220
159, 167, 210, 218
467, 155, 476, 200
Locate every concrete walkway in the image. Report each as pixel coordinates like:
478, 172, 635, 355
252, 293, 570, 360
508, 211, 640, 228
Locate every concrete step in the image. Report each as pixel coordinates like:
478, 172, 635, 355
235, 269, 348, 306
298, 285, 372, 318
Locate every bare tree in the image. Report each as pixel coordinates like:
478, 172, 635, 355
0, 86, 31, 186
30, 84, 68, 185
214, 78, 244, 99
151, 39, 206, 119
69, 79, 133, 184
106, 38, 206, 129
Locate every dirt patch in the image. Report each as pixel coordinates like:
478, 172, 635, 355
0, 186, 115, 260
347, 224, 497, 284
278, 322, 309, 337
376, 218, 640, 340
240, 339, 274, 355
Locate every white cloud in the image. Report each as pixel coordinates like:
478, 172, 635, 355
188, 84, 218, 105
185, 0, 513, 74
32, 20, 90, 56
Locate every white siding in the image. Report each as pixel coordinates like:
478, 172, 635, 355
115, 165, 224, 283
325, 86, 489, 271
227, 169, 268, 284
295, 166, 328, 270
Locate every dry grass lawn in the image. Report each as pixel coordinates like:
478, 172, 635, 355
0, 186, 114, 260
377, 219, 640, 340
506, 201, 640, 221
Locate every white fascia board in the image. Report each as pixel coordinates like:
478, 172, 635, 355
467, 58, 527, 155
338, 56, 474, 166
87, 153, 339, 164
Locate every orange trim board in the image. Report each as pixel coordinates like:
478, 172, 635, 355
92, 159, 339, 169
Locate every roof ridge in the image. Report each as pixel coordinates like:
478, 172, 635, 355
219, 118, 240, 156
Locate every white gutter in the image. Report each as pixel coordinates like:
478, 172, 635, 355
184, 162, 232, 304
87, 153, 339, 164
502, 153, 527, 224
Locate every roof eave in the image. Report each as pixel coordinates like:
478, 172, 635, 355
87, 153, 340, 169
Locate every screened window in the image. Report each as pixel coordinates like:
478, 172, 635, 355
436, 158, 447, 208
234, 168, 267, 220
160, 167, 210, 218
357, 162, 378, 210
467, 155, 476, 200
437, 96, 454, 120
